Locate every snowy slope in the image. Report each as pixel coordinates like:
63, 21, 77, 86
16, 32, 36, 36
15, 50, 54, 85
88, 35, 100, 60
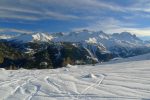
108, 52, 150, 64
0, 54, 150, 100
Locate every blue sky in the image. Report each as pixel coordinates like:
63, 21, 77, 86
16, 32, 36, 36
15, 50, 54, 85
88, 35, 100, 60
1, 0, 150, 36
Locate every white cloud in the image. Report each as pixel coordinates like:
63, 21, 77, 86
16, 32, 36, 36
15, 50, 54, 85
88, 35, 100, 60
73, 17, 150, 36
33, 0, 124, 12
0, 0, 150, 21
0, 8, 79, 21
0, 0, 80, 21
0, 0, 150, 35
0, 28, 34, 34
1, 0, 149, 21
0, 0, 126, 21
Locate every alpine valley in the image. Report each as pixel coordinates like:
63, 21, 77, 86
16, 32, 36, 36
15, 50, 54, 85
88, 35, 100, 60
0, 30, 150, 69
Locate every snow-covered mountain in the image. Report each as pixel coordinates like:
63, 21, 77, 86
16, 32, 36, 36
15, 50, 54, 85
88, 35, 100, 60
112, 32, 143, 46
53, 30, 110, 43
9, 33, 54, 43
1, 30, 150, 58
2, 30, 144, 47
54, 30, 144, 48
51, 30, 149, 57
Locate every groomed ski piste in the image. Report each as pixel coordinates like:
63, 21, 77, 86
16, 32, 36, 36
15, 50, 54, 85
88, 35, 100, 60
0, 53, 150, 100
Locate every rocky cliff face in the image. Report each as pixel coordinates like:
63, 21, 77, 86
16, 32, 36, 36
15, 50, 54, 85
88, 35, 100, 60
0, 41, 112, 69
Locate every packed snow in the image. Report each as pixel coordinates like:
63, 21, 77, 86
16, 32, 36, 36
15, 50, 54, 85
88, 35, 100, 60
0, 54, 150, 100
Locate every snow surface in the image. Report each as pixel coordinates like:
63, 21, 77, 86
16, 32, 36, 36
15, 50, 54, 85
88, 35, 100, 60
0, 54, 150, 100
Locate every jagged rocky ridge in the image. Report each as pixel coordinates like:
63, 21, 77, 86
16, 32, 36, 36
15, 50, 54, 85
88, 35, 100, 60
0, 30, 150, 69
0, 41, 111, 69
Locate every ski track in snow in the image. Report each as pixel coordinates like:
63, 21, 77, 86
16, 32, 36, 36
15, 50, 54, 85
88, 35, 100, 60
0, 58, 150, 100
76, 74, 105, 100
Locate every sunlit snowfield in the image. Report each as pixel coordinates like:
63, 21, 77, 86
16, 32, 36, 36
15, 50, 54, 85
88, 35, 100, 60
0, 54, 150, 100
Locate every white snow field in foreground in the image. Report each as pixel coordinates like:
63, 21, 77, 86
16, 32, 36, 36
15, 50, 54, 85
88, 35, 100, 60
0, 55, 150, 100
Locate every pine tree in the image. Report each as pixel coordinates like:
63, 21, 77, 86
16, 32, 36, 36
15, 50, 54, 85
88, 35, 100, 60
0, 51, 4, 64
62, 57, 73, 67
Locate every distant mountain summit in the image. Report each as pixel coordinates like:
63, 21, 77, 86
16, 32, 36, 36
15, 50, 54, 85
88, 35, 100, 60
112, 32, 143, 44
9, 33, 54, 43
53, 30, 144, 48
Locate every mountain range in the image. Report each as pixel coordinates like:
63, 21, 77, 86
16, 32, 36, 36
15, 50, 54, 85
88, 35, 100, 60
0, 30, 150, 69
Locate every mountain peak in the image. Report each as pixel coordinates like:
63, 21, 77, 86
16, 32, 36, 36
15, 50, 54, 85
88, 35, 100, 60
112, 32, 142, 44
120, 32, 135, 37
10, 33, 54, 43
